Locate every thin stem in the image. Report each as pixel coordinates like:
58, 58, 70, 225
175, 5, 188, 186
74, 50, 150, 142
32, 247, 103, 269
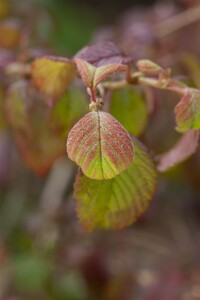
156, 5, 200, 38
103, 90, 112, 113
90, 87, 96, 102
126, 63, 132, 82
138, 77, 185, 96
103, 75, 186, 96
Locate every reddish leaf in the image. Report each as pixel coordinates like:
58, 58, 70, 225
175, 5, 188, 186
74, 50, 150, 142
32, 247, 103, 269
175, 88, 200, 132
67, 111, 134, 180
157, 130, 200, 172
74, 58, 96, 88
74, 58, 127, 88
74, 42, 132, 67
31, 56, 75, 100
5, 80, 86, 176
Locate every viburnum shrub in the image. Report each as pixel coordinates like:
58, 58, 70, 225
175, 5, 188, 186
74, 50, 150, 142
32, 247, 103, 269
3, 39, 200, 231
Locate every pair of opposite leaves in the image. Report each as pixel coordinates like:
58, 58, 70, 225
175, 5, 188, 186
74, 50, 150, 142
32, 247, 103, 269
67, 111, 157, 231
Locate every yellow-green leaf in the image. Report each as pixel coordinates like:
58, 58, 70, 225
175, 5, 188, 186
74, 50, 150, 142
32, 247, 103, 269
74, 138, 157, 231
31, 56, 75, 100
110, 86, 148, 136
175, 88, 200, 132
67, 111, 134, 180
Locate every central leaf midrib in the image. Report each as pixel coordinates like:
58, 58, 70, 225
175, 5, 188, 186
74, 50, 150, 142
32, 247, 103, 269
97, 111, 104, 178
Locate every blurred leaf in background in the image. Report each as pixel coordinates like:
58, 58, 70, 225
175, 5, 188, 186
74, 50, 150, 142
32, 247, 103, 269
110, 86, 148, 137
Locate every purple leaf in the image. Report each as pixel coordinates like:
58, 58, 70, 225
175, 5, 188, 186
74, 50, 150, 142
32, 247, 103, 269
74, 42, 132, 67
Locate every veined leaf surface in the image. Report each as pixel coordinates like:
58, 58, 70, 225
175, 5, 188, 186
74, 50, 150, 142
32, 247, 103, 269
67, 111, 134, 180
74, 138, 157, 231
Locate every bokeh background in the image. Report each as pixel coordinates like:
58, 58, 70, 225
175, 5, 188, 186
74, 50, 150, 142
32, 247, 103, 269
0, 0, 200, 299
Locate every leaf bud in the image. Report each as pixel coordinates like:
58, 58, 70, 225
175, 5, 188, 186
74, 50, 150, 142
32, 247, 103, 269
136, 59, 162, 75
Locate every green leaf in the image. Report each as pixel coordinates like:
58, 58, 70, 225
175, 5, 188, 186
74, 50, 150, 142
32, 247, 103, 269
73, 138, 157, 231
31, 56, 75, 100
74, 58, 127, 88
175, 88, 200, 132
110, 86, 148, 136
67, 111, 134, 180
